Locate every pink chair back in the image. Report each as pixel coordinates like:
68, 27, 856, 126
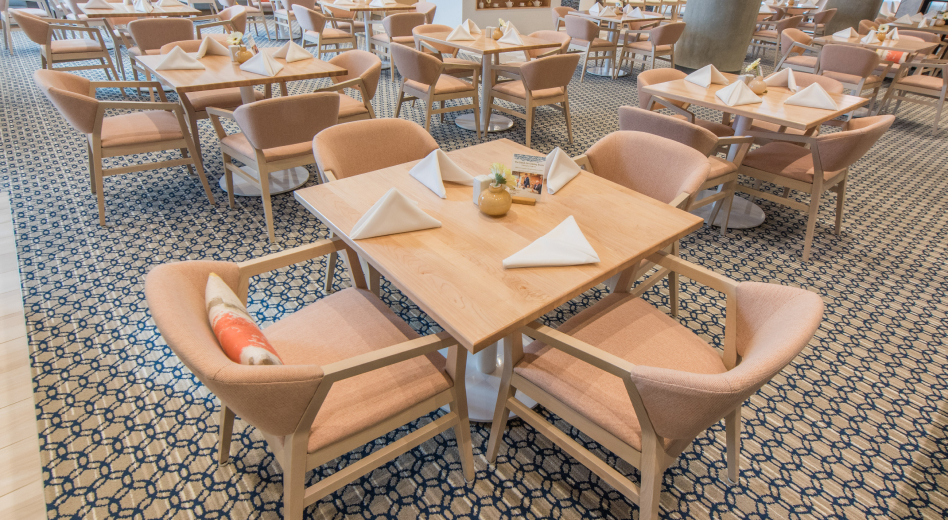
383, 12, 426, 38
649, 21, 685, 47
160, 40, 204, 54
313, 119, 438, 180
791, 71, 844, 94
413, 23, 457, 54
819, 44, 881, 79
10, 11, 49, 45
519, 53, 580, 92
776, 15, 804, 33
415, 1, 436, 23
128, 18, 195, 53
815, 115, 894, 173
617, 106, 719, 156
328, 49, 382, 102
810, 8, 836, 25
857, 19, 878, 35
218, 6, 248, 33
293, 4, 328, 33
636, 68, 688, 111
33, 69, 98, 134
233, 93, 340, 151
551, 6, 576, 29
526, 30, 571, 57
390, 43, 442, 86
780, 28, 811, 56
565, 16, 598, 42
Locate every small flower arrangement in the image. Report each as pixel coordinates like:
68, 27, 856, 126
497, 18, 508, 30
226, 31, 244, 47
743, 58, 762, 77
489, 163, 512, 187
877, 24, 890, 33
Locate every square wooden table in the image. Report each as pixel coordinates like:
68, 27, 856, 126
412, 31, 561, 133
316, 1, 417, 53
294, 138, 703, 420
79, 1, 201, 18
813, 34, 938, 56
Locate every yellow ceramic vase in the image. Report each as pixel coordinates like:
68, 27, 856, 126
493, 28, 504, 40
478, 184, 512, 217
235, 46, 253, 64
749, 75, 768, 95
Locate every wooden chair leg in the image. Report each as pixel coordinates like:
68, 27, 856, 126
394, 85, 405, 118
719, 181, 736, 236
282, 432, 309, 520
448, 345, 475, 482
471, 92, 482, 141
801, 189, 822, 261
86, 142, 96, 194
218, 405, 235, 466
525, 105, 533, 149
93, 150, 107, 227
563, 97, 573, 144
222, 154, 236, 209
580, 48, 590, 82
422, 95, 432, 134
324, 250, 338, 294
725, 406, 741, 485
260, 170, 276, 244
638, 431, 665, 520
179, 148, 195, 176
486, 334, 521, 463
834, 178, 846, 235
186, 137, 214, 205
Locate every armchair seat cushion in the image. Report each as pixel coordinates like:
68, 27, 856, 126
338, 93, 369, 118
514, 293, 726, 450
220, 133, 314, 163
263, 288, 452, 453
742, 141, 845, 183
404, 75, 474, 96
50, 39, 105, 53
785, 55, 818, 68
821, 70, 882, 86
336, 20, 366, 32
184, 88, 265, 112
896, 74, 944, 91
491, 80, 565, 101
308, 27, 355, 40
754, 29, 778, 39
371, 33, 414, 45
625, 41, 673, 53
100, 111, 183, 148
572, 37, 615, 49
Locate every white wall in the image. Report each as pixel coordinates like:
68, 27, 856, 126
429, 0, 563, 35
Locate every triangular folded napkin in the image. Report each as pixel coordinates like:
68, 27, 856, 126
369, 0, 395, 6
156, 46, 205, 70
409, 149, 475, 198
589, 2, 604, 15
832, 27, 859, 39
764, 68, 798, 92
887, 27, 899, 40
626, 6, 645, 18
861, 30, 878, 43
350, 188, 442, 240
134, 0, 153, 12
462, 18, 481, 34
543, 147, 581, 194
273, 40, 312, 62
910, 13, 924, 23
447, 24, 476, 41
157, 0, 184, 6
196, 36, 231, 59
503, 216, 599, 269
715, 80, 762, 107
685, 64, 729, 88
84, 0, 113, 8
759, 5, 773, 13
498, 24, 524, 45
919, 17, 932, 28
894, 14, 914, 25
240, 51, 284, 77
784, 82, 838, 110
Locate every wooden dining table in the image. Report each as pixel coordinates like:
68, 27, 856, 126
294, 138, 704, 420
813, 34, 939, 56
413, 31, 560, 133
78, 1, 201, 18
135, 50, 346, 197
642, 72, 868, 228
316, 1, 416, 53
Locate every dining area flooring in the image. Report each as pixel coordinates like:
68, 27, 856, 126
0, 24, 947, 520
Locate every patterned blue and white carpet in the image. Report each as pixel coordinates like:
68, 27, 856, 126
2, 20, 947, 520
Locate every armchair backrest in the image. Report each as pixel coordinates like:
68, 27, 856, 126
34, 69, 98, 134
636, 67, 688, 111
10, 11, 49, 45
857, 19, 878, 35
585, 131, 709, 205
780, 28, 811, 56
390, 42, 442, 86
128, 18, 195, 53
565, 16, 598, 42
313, 118, 438, 181
145, 260, 325, 438
814, 115, 893, 173
519, 53, 580, 92
233, 93, 340, 152
328, 49, 382, 101
282, 0, 315, 11
776, 15, 804, 33
526, 30, 571, 58
415, 1, 436, 23
810, 8, 836, 24
383, 12, 425, 38
819, 44, 881, 80
551, 6, 576, 29
649, 21, 685, 47
413, 23, 456, 54
629, 282, 823, 441
792, 71, 844, 94
617, 106, 719, 157
293, 4, 327, 33
218, 6, 247, 33
900, 30, 940, 42
160, 39, 204, 54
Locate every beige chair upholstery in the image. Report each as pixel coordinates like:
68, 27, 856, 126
551, 5, 576, 31
818, 44, 890, 118
126, 18, 195, 85
11, 11, 118, 79
415, 1, 436, 23
637, 68, 736, 138
751, 14, 803, 67
413, 23, 479, 79
33, 69, 214, 227
321, 2, 365, 38
485, 251, 824, 520
219, 0, 270, 39
314, 49, 382, 123
274, 0, 314, 40
616, 21, 685, 74
313, 118, 439, 182
208, 93, 340, 243
566, 15, 618, 82
1, 0, 49, 55
144, 238, 474, 520
193, 6, 248, 44
739, 115, 894, 260
857, 19, 878, 35
488, 53, 580, 148
775, 28, 819, 74
295, 4, 357, 60
391, 43, 481, 139
372, 12, 426, 83
881, 59, 948, 130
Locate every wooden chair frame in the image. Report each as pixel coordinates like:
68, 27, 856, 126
2, 2, 51, 55
880, 60, 948, 129
314, 76, 376, 123
615, 24, 675, 75
415, 38, 476, 80
218, 237, 475, 520
485, 251, 743, 520
231, 0, 271, 39
775, 40, 821, 74
28, 18, 119, 79
394, 61, 482, 139
736, 129, 848, 261
81, 81, 214, 227
488, 62, 574, 149
750, 15, 802, 67
273, 0, 302, 40
570, 24, 619, 82
193, 14, 239, 40
299, 16, 357, 61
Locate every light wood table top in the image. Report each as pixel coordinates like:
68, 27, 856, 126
78, 1, 200, 17
641, 73, 868, 131
294, 139, 704, 353
814, 34, 939, 54
134, 49, 347, 93
890, 22, 948, 35
316, 1, 416, 12
413, 31, 561, 56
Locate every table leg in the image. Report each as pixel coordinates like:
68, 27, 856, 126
455, 53, 515, 133
363, 11, 372, 52
584, 21, 628, 78
694, 115, 766, 229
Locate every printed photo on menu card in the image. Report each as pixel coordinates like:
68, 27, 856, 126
510, 153, 546, 201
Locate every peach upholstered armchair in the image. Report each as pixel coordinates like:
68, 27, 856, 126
126, 18, 196, 87
738, 115, 894, 260
11, 11, 119, 79
775, 28, 820, 74
294, 4, 357, 60
33, 69, 215, 227
485, 250, 825, 520
144, 237, 475, 520
750, 14, 803, 67
1, 0, 49, 55
314, 49, 382, 123
881, 59, 948, 130
193, 6, 248, 44
817, 44, 890, 118
616, 21, 686, 74
565, 15, 618, 82
208, 93, 340, 244
494, 30, 571, 83
415, 0, 436, 23
218, 0, 269, 38
413, 23, 480, 80
551, 6, 576, 31
274, 0, 315, 40
371, 12, 426, 83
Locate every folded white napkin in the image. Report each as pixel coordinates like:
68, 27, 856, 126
272, 40, 312, 62
895, 14, 914, 25
369, 0, 395, 6
685, 64, 729, 88
409, 149, 475, 199
784, 82, 838, 110
156, 46, 205, 70
764, 68, 798, 92
498, 25, 524, 45
759, 5, 773, 13
239, 50, 284, 77
861, 30, 878, 43
157, 0, 183, 6
462, 18, 481, 34
910, 13, 924, 23
350, 188, 442, 240
84, 0, 113, 9
503, 216, 599, 269
832, 27, 859, 39
133, 0, 153, 12
627, 6, 645, 18
589, 2, 603, 15
715, 80, 762, 107
880, 3, 895, 17
446, 24, 476, 41
887, 27, 899, 40
798, 1, 816, 7
543, 148, 581, 195
196, 36, 231, 59
919, 17, 931, 28
333, 0, 356, 5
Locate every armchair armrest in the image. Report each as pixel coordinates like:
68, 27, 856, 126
669, 192, 690, 210
207, 107, 236, 139
521, 322, 635, 377
98, 100, 180, 111
745, 128, 816, 145
196, 20, 235, 39
237, 238, 347, 281
315, 77, 364, 94
321, 332, 457, 383
715, 136, 754, 147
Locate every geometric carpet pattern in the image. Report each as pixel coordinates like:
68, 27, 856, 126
1, 22, 947, 519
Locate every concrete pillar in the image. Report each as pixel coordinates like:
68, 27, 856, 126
676, 0, 760, 73
896, 0, 924, 17
824, 0, 885, 34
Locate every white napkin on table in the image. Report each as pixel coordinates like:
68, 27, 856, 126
715, 80, 762, 107
910, 13, 925, 23
589, 2, 604, 15
408, 149, 475, 199
157, 0, 184, 7
543, 148, 581, 195
273, 40, 312, 62
685, 64, 729, 88
498, 25, 524, 45
764, 68, 798, 92
832, 27, 859, 39
860, 30, 878, 43
462, 18, 481, 34
503, 216, 599, 269
919, 17, 932, 28
446, 24, 476, 41
798, 1, 816, 8
759, 5, 773, 13
156, 46, 205, 70
134, 0, 153, 12
784, 82, 838, 110
240, 51, 284, 76
333, 0, 356, 5
626, 6, 645, 18
887, 27, 899, 40
369, 0, 395, 6
84, 0, 113, 9
350, 188, 442, 240
196, 36, 231, 59
894, 14, 914, 25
